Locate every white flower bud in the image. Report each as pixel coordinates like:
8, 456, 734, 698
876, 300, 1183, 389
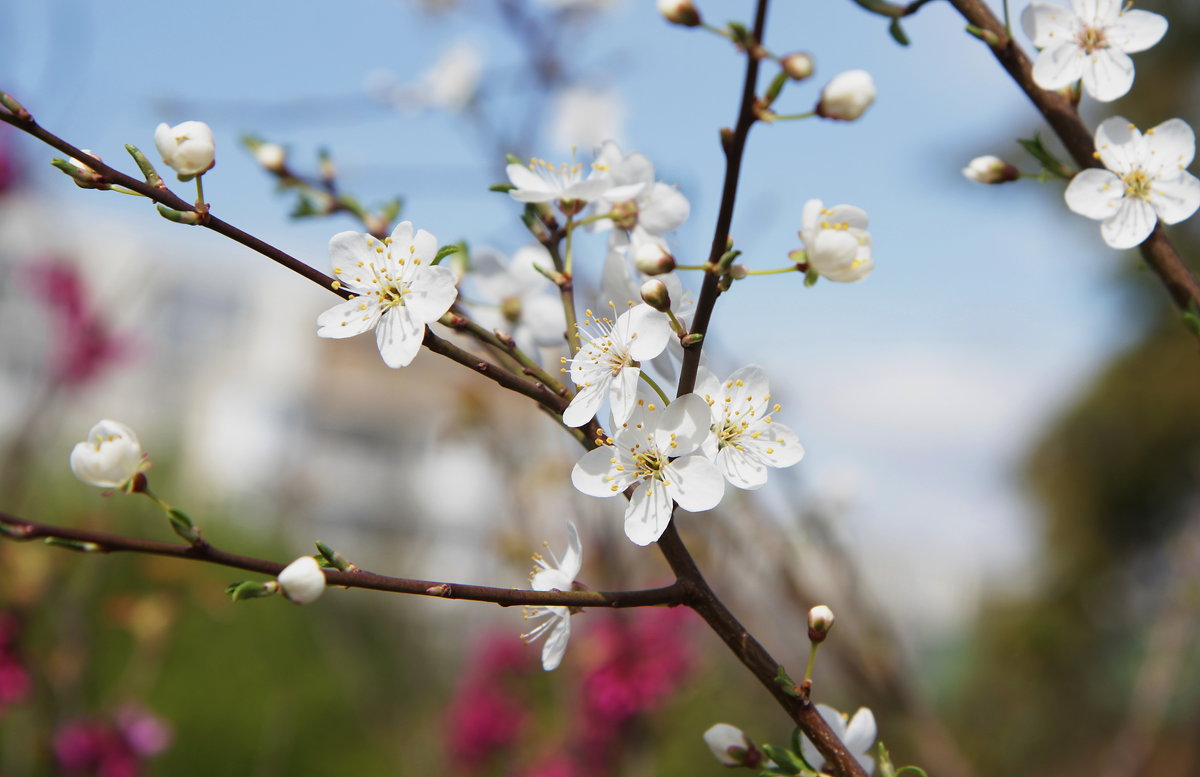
808, 604, 835, 641
782, 52, 815, 81
816, 70, 876, 122
69, 420, 148, 491
640, 279, 672, 312
658, 0, 701, 27
633, 243, 677, 276
277, 556, 326, 604
154, 121, 215, 178
254, 143, 287, 173
703, 723, 761, 768
962, 155, 1018, 184
68, 150, 107, 189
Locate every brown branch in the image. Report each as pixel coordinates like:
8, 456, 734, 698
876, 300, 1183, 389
0, 511, 681, 609
944, 0, 1200, 319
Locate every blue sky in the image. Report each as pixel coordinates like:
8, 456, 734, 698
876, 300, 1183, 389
2, 0, 1161, 633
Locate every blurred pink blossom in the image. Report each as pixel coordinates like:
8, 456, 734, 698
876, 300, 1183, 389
25, 259, 128, 387
0, 612, 30, 713
54, 705, 171, 777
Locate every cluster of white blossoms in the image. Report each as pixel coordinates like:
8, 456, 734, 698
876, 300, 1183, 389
521, 522, 582, 671
1021, 2, 1200, 248
572, 368, 803, 547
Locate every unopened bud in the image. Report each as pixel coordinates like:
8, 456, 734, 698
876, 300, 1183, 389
68, 151, 109, 189
729, 264, 747, 280
962, 155, 1018, 184
640, 279, 672, 312
277, 556, 326, 604
633, 243, 677, 276
781, 52, 814, 81
658, 0, 701, 27
255, 143, 287, 173
816, 70, 876, 122
808, 604, 835, 642
703, 723, 763, 768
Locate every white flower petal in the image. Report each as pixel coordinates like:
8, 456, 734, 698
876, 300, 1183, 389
540, 611, 570, 671
316, 297, 381, 339
1149, 173, 1200, 225
558, 521, 583, 581
638, 183, 690, 234
521, 295, 568, 347
1100, 196, 1157, 249
1143, 118, 1196, 177
657, 393, 712, 455
563, 380, 609, 427
1094, 116, 1142, 175
376, 305, 425, 368
1022, 2, 1077, 49
610, 366, 642, 427
404, 265, 459, 322
1107, 9, 1168, 53
506, 164, 553, 198
571, 445, 623, 497
623, 480, 675, 546
1080, 48, 1135, 102
1031, 43, 1086, 91
716, 447, 769, 490
844, 707, 878, 755
1064, 168, 1124, 219
665, 454, 724, 513
624, 305, 673, 361
328, 231, 381, 292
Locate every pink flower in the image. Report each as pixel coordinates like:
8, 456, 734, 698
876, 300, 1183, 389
26, 259, 127, 387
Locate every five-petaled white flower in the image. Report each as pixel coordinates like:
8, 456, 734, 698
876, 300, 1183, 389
506, 156, 612, 209
589, 141, 691, 252
154, 121, 215, 179
1022, 0, 1167, 103
317, 221, 459, 368
1065, 116, 1200, 249
70, 420, 149, 493
694, 365, 805, 490
562, 303, 672, 428
521, 522, 582, 671
800, 705, 877, 775
798, 199, 873, 283
572, 385, 724, 546
465, 245, 566, 357
276, 556, 326, 605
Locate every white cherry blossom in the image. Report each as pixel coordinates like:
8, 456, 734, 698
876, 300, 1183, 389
572, 385, 724, 546
798, 199, 873, 283
1065, 116, 1200, 249
70, 420, 149, 492
800, 705, 877, 775
154, 121, 215, 179
562, 303, 672, 427
694, 365, 804, 490
506, 155, 613, 206
521, 522, 582, 671
589, 141, 690, 252
1022, 0, 1167, 102
465, 245, 565, 356
316, 221, 459, 368
276, 556, 326, 604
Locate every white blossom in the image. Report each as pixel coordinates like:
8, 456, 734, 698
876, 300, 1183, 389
70, 420, 148, 492
316, 221, 459, 368
154, 121, 215, 179
506, 155, 613, 207
276, 556, 326, 604
694, 365, 804, 490
521, 522, 582, 671
1022, 0, 1167, 102
549, 87, 626, 153
800, 705, 877, 775
421, 40, 483, 111
562, 303, 672, 428
465, 245, 565, 356
798, 199, 873, 283
1065, 116, 1200, 249
600, 249, 694, 383
962, 155, 1018, 184
572, 385, 724, 546
816, 70, 875, 122
590, 141, 690, 252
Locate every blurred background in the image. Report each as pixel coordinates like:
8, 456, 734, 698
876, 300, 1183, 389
0, 0, 1198, 775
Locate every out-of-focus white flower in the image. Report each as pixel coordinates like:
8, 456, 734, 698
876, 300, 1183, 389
316, 221, 459, 368
1022, 0, 1167, 102
70, 420, 148, 492
507, 156, 613, 207
798, 199, 873, 282
254, 143, 287, 173
465, 245, 565, 356
521, 522, 582, 671
1065, 116, 1200, 249
816, 70, 875, 122
694, 365, 804, 490
658, 0, 701, 27
572, 384, 724, 546
703, 723, 762, 768
962, 155, 1019, 184
277, 556, 326, 604
800, 705, 877, 775
154, 121, 215, 179
549, 87, 626, 153
422, 40, 483, 111
562, 303, 672, 427
590, 141, 690, 252
782, 52, 815, 81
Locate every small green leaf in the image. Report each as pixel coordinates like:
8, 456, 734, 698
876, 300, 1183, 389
125, 144, 164, 187
44, 537, 102, 553
760, 745, 804, 775
804, 267, 820, 287
433, 242, 466, 266
156, 204, 202, 225
1017, 133, 1074, 180
888, 19, 910, 46
1182, 301, 1200, 336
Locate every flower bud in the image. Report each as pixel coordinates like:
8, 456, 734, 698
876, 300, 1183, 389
277, 556, 326, 604
658, 0, 701, 27
254, 143, 287, 173
640, 279, 672, 312
633, 243, 677, 276
807, 604, 835, 642
962, 155, 1019, 184
69, 420, 149, 492
68, 150, 108, 189
729, 264, 747, 280
816, 70, 876, 122
154, 121, 215, 179
703, 723, 762, 768
781, 52, 814, 81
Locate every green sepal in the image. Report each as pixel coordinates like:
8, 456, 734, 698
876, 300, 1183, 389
433, 242, 466, 266
156, 204, 202, 225
490, 182, 517, 193
760, 745, 804, 775
888, 18, 910, 46
1183, 301, 1200, 336
125, 144, 164, 187
1017, 133, 1074, 180
804, 267, 820, 287
225, 580, 276, 601
44, 537, 102, 553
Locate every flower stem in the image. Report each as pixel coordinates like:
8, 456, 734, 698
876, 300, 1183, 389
638, 371, 672, 406
803, 641, 820, 683
744, 266, 800, 276
674, 264, 711, 271
773, 111, 816, 121
194, 174, 206, 206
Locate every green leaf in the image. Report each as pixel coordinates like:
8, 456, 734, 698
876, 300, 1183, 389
888, 19, 910, 45
804, 267, 820, 287
760, 745, 804, 775
433, 242, 466, 266
1017, 133, 1074, 180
